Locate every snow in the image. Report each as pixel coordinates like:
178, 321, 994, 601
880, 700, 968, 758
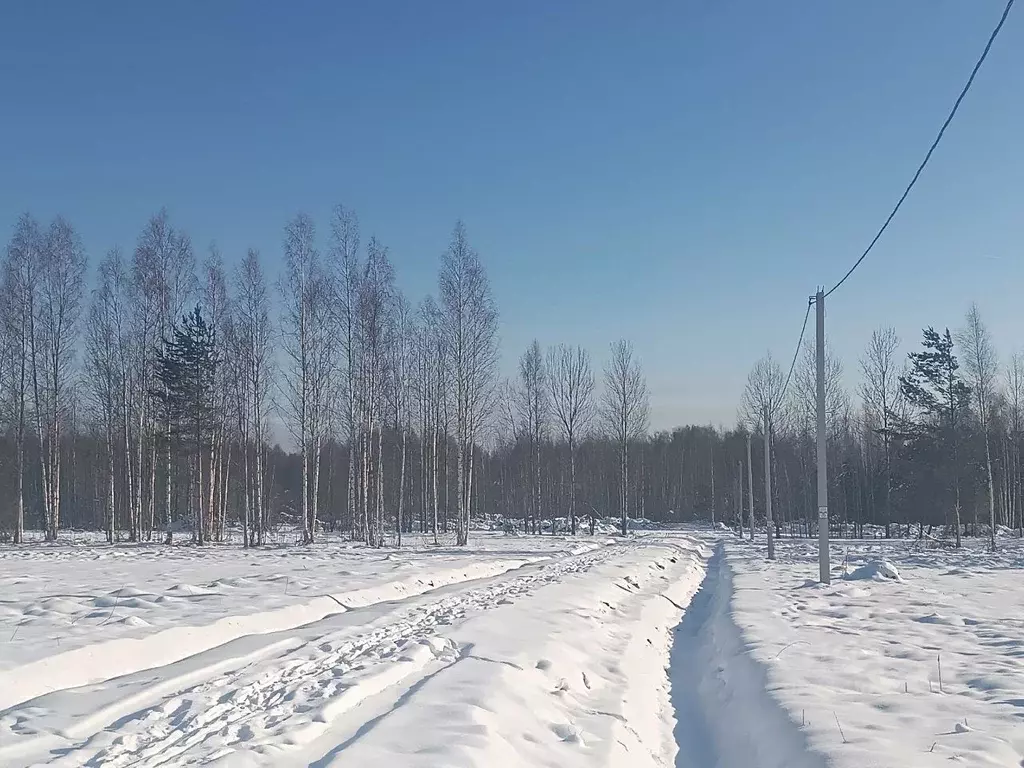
844, 559, 902, 582
0, 532, 593, 712
0, 531, 707, 767
4, 528, 1024, 767
726, 535, 1024, 767
311, 535, 707, 768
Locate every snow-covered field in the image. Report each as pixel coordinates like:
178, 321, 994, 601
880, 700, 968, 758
721, 535, 1024, 767
4, 529, 1024, 767
0, 531, 707, 767
0, 533, 611, 707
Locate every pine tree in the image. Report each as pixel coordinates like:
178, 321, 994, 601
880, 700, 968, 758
153, 305, 219, 543
899, 327, 971, 547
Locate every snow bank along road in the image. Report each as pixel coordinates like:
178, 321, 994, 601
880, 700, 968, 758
0, 534, 712, 767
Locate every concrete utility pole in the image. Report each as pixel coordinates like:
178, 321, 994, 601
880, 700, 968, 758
763, 405, 775, 560
710, 448, 716, 527
746, 434, 754, 541
736, 461, 743, 538
816, 290, 831, 584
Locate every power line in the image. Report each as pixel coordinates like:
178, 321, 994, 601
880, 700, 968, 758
824, 0, 1016, 299
780, 296, 814, 402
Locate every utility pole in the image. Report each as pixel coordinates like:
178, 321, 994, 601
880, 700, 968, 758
736, 461, 743, 538
710, 447, 716, 528
763, 405, 775, 560
816, 290, 830, 584
746, 433, 754, 540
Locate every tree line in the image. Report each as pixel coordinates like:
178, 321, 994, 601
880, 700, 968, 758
1, 208, 657, 547
736, 304, 1022, 549
8, 208, 1008, 548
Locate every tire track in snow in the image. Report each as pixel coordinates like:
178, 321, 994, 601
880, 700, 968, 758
0, 554, 558, 715
30, 540, 628, 767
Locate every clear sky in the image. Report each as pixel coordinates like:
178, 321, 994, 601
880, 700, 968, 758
2, 1, 1022, 431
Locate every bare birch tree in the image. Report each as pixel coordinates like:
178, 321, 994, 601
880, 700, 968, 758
357, 237, 396, 547
793, 340, 848, 438
741, 354, 787, 431
280, 213, 333, 543
602, 340, 649, 536
860, 327, 903, 536
327, 205, 363, 539
958, 303, 999, 549
741, 353, 785, 555
235, 249, 274, 545
517, 340, 548, 533
0, 268, 15, 540
203, 248, 231, 541
416, 296, 445, 543
31, 217, 88, 539
1006, 352, 1024, 537
127, 235, 160, 540
390, 293, 413, 544
547, 344, 594, 535
134, 210, 196, 541
439, 222, 498, 546
2, 214, 43, 544
84, 248, 129, 542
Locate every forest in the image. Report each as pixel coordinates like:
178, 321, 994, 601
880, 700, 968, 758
1, 208, 1016, 548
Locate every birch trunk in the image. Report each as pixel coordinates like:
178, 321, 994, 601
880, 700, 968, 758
376, 428, 385, 545
14, 342, 26, 544
164, 430, 173, 544
397, 428, 407, 544
432, 425, 439, 544
455, 440, 467, 546
311, 440, 322, 543
568, 433, 576, 536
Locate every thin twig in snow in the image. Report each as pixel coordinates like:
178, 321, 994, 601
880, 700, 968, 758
99, 585, 126, 626
660, 594, 684, 610
833, 711, 848, 744
775, 640, 807, 659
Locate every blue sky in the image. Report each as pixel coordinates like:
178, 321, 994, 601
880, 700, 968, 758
2, 1, 1022, 430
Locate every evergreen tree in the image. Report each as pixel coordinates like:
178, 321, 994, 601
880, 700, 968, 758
153, 305, 219, 543
899, 327, 972, 547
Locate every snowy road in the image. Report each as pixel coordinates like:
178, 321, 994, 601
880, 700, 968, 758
7, 532, 1023, 767
1, 534, 708, 767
